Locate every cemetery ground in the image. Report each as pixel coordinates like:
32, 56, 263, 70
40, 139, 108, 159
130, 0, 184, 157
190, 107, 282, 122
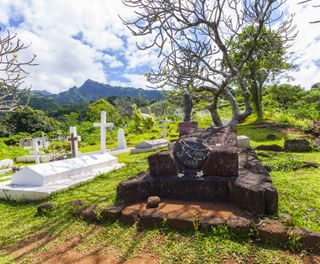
0, 122, 319, 263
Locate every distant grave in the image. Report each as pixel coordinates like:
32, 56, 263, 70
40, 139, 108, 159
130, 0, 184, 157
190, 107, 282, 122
131, 139, 171, 154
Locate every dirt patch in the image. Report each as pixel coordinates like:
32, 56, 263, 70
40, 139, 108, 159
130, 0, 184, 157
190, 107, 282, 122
303, 255, 320, 264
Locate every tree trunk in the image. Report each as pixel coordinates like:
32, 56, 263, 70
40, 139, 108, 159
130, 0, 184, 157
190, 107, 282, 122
208, 94, 223, 126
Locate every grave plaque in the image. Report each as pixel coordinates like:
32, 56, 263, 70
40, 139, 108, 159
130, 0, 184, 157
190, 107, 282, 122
173, 137, 211, 170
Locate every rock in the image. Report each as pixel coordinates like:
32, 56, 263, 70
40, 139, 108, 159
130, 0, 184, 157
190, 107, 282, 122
37, 202, 55, 215
292, 228, 320, 250
284, 139, 311, 152
119, 208, 139, 225
138, 209, 166, 228
266, 134, 277, 140
257, 219, 288, 244
147, 196, 161, 208
148, 150, 177, 177
227, 216, 253, 236
78, 205, 101, 223
67, 200, 84, 206
279, 213, 293, 226
256, 144, 283, 152
199, 216, 226, 230
101, 204, 124, 221
303, 161, 320, 169
178, 121, 199, 137
166, 214, 196, 230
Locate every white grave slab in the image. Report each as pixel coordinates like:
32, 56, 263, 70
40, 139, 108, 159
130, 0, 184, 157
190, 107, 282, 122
0, 153, 124, 201
0, 159, 13, 169
132, 139, 170, 153
237, 135, 251, 149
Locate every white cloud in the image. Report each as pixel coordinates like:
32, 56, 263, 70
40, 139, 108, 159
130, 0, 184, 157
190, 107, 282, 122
1, 0, 320, 93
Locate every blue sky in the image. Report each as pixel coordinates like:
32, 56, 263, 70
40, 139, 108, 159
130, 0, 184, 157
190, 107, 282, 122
1, 0, 320, 93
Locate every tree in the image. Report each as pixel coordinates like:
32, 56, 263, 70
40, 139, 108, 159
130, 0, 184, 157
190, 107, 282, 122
0, 30, 37, 112
2, 106, 59, 134
228, 25, 294, 119
122, 0, 296, 126
86, 98, 121, 124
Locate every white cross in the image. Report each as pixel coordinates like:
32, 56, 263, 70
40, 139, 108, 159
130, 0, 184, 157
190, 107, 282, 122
159, 119, 172, 139
67, 126, 81, 158
41, 132, 46, 148
32, 138, 41, 164
94, 111, 114, 154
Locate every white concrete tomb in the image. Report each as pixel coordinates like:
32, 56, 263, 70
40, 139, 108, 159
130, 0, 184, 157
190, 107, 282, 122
0, 153, 123, 201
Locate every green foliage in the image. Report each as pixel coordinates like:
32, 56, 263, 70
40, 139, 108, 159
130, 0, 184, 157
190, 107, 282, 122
1, 107, 59, 135
131, 104, 156, 133
86, 99, 121, 124
228, 25, 291, 118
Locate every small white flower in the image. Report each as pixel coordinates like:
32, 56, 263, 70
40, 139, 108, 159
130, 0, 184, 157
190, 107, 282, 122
196, 171, 204, 178
177, 173, 185, 178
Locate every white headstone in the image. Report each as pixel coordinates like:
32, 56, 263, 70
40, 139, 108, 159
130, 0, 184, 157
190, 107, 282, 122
94, 111, 114, 154
237, 135, 251, 149
159, 119, 172, 139
41, 132, 46, 148
57, 130, 63, 141
32, 139, 41, 164
68, 127, 81, 158
0, 153, 124, 201
117, 129, 126, 149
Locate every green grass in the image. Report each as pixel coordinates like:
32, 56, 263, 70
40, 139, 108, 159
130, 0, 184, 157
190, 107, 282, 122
0, 121, 319, 263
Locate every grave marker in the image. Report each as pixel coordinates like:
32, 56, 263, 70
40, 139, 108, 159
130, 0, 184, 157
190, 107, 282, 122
94, 111, 114, 154
32, 139, 41, 164
117, 129, 126, 149
67, 127, 81, 158
159, 119, 172, 139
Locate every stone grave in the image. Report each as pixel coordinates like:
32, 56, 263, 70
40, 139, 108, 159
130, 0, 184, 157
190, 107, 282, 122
117, 129, 127, 149
68, 126, 81, 158
94, 111, 114, 154
0, 152, 124, 201
131, 139, 171, 154
0, 159, 13, 170
159, 119, 172, 139
115, 125, 278, 230
16, 139, 50, 164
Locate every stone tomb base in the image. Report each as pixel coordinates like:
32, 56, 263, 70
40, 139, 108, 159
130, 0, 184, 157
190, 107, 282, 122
120, 199, 254, 231
117, 149, 278, 215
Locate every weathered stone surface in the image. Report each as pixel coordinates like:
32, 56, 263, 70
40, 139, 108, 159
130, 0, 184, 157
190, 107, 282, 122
293, 228, 320, 249
37, 202, 55, 215
148, 151, 176, 177
200, 216, 226, 230
237, 135, 251, 149
284, 139, 311, 152
117, 173, 156, 204
227, 216, 253, 235
119, 208, 139, 225
202, 146, 238, 177
303, 161, 320, 168
166, 214, 196, 230
257, 220, 288, 243
157, 176, 231, 202
101, 204, 124, 221
280, 213, 293, 226
256, 144, 283, 152
266, 134, 277, 140
78, 205, 101, 223
179, 121, 199, 137
139, 209, 166, 228
67, 200, 84, 206
230, 150, 278, 215
147, 196, 161, 208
